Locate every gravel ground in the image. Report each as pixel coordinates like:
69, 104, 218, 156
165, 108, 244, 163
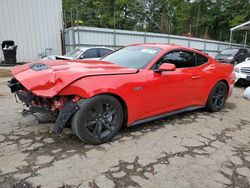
0, 76, 249, 188
0, 68, 11, 78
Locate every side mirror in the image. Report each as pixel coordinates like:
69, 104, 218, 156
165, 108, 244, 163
80, 54, 85, 59
157, 63, 176, 72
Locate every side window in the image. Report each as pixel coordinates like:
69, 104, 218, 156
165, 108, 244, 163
83, 49, 98, 58
99, 49, 112, 57
161, 51, 196, 68
196, 53, 208, 66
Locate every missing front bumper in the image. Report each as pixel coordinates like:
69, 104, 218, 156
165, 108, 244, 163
8, 77, 81, 134
52, 101, 80, 133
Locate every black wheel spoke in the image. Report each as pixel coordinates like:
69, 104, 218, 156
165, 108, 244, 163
104, 107, 116, 118
86, 120, 97, 127
212, 84, 227, 109
106, 120, 116, 127
97, 124, 102, 137
213, 97, 219, 106
103, 122, 112, 131
92, 124, 99, 136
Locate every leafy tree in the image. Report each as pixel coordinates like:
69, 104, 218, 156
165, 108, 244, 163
62, 0, 250, 44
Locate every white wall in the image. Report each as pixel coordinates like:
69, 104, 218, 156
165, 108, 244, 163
0, 0, 63, 62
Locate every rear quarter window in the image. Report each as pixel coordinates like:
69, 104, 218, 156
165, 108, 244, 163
196, 53, 208, 66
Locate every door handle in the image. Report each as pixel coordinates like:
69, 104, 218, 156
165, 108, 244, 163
192, 75, 201, 79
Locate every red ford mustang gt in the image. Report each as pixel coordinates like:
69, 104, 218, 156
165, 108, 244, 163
8, 44, 235, 144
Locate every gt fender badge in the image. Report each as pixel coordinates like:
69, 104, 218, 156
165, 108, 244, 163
134, 87, 143, 91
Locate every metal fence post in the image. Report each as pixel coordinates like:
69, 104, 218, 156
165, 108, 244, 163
217, 41, 221, 54
113, 29, 116, 49
204, 41, 207, 53
229, 30, 233, 47
72, 28, 76, 49
77, 26, 80, 47
244, 32, 248, 48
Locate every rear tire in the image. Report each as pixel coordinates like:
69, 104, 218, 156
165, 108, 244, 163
71, 95, 123, 144
206, 82, 228, 112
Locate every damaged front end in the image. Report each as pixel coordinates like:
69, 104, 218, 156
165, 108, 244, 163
8, 77, 81, 133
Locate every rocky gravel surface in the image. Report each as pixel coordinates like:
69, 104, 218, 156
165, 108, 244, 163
0, 76, 249, 188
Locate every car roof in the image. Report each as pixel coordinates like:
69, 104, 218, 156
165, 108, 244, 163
75, 47, 113, 51
130, 43, 208, 56
130, 43, 182, 49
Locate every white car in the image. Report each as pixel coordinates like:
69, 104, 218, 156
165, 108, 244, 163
234, 58, 250, 84
43, 47, 113, 60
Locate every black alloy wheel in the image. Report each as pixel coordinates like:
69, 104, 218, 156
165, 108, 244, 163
206, 82, 228, 112
85, 102, 118, 139
212, 85, 227, 109
71, 95, 123, 144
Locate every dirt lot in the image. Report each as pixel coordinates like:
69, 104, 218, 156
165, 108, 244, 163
0, 69, 11, 77
0, 74, 249, 188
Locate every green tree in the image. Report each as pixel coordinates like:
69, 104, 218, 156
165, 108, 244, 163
62, 0, 250, 44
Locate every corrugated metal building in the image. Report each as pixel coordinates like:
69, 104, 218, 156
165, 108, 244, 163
0, 0, 63, 62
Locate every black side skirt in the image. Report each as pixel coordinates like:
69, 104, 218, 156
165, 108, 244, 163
130, 106, 204, 126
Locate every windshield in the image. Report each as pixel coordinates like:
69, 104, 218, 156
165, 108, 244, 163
220, 49, 238, 56
64, 48, 85, 58
102, 46, 161, 69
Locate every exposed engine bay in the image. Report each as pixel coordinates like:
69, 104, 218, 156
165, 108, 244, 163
8, 77, 81, 133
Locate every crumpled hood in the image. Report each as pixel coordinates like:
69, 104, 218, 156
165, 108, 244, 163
12, 60, 138, 97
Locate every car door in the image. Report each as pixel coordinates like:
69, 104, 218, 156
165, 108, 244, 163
145, 50, 204, 116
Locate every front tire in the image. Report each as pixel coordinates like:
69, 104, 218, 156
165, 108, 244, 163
206, 82, 228, 112
71, 95, 123, 145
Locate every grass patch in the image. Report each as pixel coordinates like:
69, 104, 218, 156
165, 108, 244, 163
0, 69, 11, 77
